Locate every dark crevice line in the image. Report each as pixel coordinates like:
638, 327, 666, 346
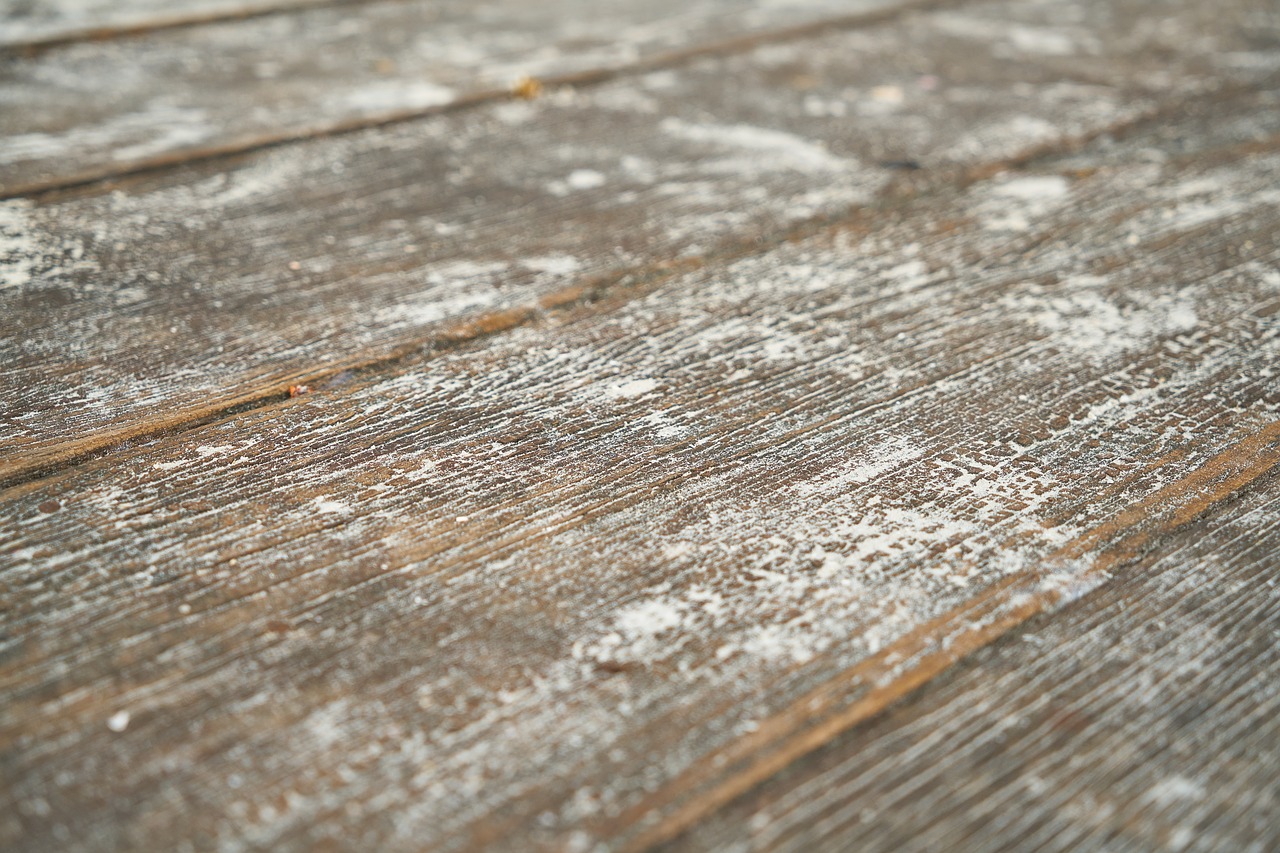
0, 0, 382, 56
1, 81, 1271, 496
3, 0, 971, 200
652, 459, 1280, 853
621, 425, 1280, 851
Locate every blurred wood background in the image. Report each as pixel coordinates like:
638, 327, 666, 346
2, 0, 1279, 850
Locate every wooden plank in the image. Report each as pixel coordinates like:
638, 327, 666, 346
3, 0, 1274, 484
0, 0, 364, 49
661, 473, 1280, 853
0, 0, 915, 194
3, 102, 1279, 850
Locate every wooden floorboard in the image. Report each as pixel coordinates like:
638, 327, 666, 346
661, 470, 1280, 853
4, 0, 1276, 484
0, 0, 917, 195
4, 87, 1280, 849
0, 0, 371, 50
4, 1, 1280, 851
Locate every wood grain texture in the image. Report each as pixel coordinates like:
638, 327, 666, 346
4, 0, 1276, 484
3, 89, 1279, 851
660, 472, 1280, 853
0, 0, 367, 49
0, 0, 914, 194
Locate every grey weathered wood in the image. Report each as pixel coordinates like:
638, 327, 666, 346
0, 0, 364, 49
0, 0, 913, 194
3, 96, 1279, 850
661, 473, 1280, 853
4, 0, 1275, 485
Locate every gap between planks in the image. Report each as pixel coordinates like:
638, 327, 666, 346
0, 0, 376, 54
611, 420, 1280, 850
1, 0, 971, 200
1, 81, 1268, 498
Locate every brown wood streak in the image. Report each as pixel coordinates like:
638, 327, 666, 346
0, 0, 374, 54
0, 0, 967, 199
0, 255, 699, 495
616, 421, 1280, 850
657, 467, 1280, 852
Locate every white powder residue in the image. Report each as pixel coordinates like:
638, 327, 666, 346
792, 436, 925, 498
659, 117, 853, 175
341, 81, 455, 113
314, 497, 351, 515
981, 174, 1071, 232
195, 444, 236, 457
574, 596, 690, 665
547, 169, 607, 196
1007, 25, 1078, 56
377, 291, 501, 330
614, 598, 683, 635
1002, 278, 1199, 359
522, 254, 581, 277
106, 710, 130, 733
109, 105, 214, 162
0, 200, 37, 291
1143, 775, 1206, 806
604, 378, 658, 399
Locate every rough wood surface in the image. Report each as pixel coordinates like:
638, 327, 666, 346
0, 0, 912, 194
4, 84, 1280, 849
4, 0, 1276, 485
0, 0, 367, 49
661, 472, 1280, 853
5, 1, 1280, 850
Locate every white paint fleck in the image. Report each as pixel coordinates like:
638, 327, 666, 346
0, 200, 37, 291
106, 711, 130, 732
1143, 775, 1206, 806
981, 174, 1071, 232
659, 118, 853, 175
340, 81, 455, 113
523, 255, 581, 277
195, 444, 236, 457
605, 378, 658, 399
314, 497, 350, 515
548, 169, 607, 195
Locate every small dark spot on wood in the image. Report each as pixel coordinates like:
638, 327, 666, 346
38, 499, 60, 513
265, 620, 292, 635
880, 160, 923, 171
595, 660, 636, 675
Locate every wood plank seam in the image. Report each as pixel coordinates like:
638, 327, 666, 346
615, 421, 1280, 850
2, 0, 974, 200
2, 82, 1268, 496
0, 0, 379, 55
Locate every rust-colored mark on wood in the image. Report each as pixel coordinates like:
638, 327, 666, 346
512, 75, 543, 100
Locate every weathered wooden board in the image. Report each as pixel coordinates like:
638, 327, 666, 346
3, 99, 1279, 850
0, 0, 913, 194
0, 0, 364, 49
4, 0, 1276, 485
663, 473, 1280, 853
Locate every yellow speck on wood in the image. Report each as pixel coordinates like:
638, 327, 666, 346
512, 75, 543, 100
